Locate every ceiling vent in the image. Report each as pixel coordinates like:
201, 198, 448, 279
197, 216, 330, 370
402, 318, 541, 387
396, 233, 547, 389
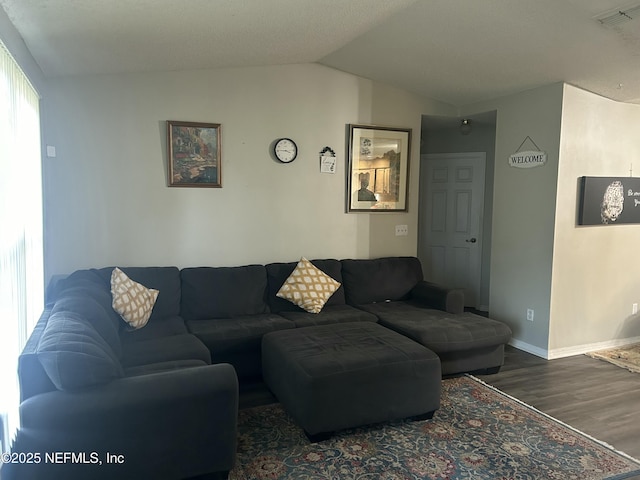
596, 4, 640, 26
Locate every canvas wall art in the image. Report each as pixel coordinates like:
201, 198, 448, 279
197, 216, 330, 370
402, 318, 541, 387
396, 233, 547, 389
578, 176, 640, 225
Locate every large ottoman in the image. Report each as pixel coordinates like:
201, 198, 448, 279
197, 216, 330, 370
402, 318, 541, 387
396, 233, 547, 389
262, 322, 441, 440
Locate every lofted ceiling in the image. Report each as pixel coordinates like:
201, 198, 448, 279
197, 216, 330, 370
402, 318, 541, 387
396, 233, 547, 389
2, 0, 640, 107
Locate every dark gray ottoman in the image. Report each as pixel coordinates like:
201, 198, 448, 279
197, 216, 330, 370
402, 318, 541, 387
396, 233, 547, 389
262, 322, 441, 439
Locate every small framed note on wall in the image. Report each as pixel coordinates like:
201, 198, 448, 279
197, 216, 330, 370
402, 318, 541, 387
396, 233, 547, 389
320, 146, 336, 173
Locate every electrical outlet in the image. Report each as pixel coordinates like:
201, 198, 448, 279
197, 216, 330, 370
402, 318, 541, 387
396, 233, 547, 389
633, 303, 638, 315
526, 309, 534, 322
395, 225, 408, 236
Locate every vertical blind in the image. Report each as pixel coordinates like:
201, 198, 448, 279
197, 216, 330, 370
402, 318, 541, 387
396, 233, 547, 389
0, 40, 43, 451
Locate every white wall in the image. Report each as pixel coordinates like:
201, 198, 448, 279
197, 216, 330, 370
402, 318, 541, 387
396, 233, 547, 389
42, 64, 454, 279
550, 85, 640, 356
366, 82, 453, 258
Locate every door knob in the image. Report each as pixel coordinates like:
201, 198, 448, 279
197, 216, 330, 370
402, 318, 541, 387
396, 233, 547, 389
466, 237, 477, 243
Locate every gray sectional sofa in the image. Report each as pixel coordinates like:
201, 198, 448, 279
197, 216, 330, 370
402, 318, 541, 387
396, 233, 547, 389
7, 256, 511, 480
9, 267, 238, 480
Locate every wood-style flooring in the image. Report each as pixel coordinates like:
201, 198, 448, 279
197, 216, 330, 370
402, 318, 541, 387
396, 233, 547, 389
476, 345, 640, 460
239, 345, 640, 461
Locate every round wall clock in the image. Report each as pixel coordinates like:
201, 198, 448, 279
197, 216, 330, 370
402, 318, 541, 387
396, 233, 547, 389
273, 138, 298, 163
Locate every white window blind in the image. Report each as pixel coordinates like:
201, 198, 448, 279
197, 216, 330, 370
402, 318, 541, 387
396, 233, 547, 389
0, 39, 43, 452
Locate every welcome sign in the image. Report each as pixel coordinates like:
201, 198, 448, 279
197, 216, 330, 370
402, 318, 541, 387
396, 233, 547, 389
578, 176, 640, 225
509, 150, 547, 168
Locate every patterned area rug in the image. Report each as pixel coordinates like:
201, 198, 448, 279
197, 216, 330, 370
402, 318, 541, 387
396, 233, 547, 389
230, 376, 640, 480
586, 343, 640, 373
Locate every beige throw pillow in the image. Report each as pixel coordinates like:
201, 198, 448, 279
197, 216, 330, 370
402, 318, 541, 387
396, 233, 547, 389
276, 258, 341, 314
111, 267, 159, 329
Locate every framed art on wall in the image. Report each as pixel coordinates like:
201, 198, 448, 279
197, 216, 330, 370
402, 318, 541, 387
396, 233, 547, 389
346, 124, 411, 212
578, 176, 640, 225
167, 120, 221, 187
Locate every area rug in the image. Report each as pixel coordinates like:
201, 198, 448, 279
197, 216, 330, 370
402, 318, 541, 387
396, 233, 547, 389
230, 375, 640, 480
586, 343, 640, 374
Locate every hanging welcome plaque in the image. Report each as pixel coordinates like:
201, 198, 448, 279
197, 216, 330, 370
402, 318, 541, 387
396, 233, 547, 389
509, 136, 546, 169
509, 150, 547, 168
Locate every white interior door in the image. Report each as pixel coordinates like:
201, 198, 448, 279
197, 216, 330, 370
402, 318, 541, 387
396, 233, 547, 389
419, 153, 486, 308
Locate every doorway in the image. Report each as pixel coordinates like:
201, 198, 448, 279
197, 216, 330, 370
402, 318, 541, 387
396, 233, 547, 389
419, 152, 486, 308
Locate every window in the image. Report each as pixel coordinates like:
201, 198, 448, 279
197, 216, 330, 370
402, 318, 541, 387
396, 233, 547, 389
0, 40, 43, 453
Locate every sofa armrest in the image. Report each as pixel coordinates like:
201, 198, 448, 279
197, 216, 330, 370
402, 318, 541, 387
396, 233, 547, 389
13, 363, 238, 480
410, 281, 465, 314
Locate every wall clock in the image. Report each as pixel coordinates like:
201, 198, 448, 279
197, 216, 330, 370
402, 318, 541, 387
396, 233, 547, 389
273, 138, 298, 163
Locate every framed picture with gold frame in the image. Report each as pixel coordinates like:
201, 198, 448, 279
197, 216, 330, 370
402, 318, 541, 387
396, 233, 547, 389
167, 120, 221, 187
346, 124, 411, 212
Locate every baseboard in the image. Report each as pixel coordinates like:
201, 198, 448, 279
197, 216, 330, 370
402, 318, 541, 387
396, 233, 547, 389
477, 304, 489, 312
510, 336, 640, 360
509, 339, 549, 359
547, 335, 640, 360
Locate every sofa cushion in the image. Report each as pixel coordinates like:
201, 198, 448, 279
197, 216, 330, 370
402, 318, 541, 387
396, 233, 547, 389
17, 310, 57, 401
51, 285, 122, 358
97, 266, 182, 320
266, 259, 345, 312
119, 316, 188, 344
341, 257, 424, 305
276, 258, 341, 314
36, 311, 124, 391
186, 314, 294, 355
47, 269, 108, 303
123, 359, 208, 377
278, 304, 378, 327
111, 267, 159, 329
180, 265, 269, 319
120, 334, 211, 368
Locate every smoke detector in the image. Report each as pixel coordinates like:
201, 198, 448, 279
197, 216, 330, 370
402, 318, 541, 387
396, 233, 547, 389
596, 4, 640, 26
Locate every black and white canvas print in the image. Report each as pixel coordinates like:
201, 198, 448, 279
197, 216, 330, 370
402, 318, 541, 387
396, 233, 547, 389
578, 176, 640, 225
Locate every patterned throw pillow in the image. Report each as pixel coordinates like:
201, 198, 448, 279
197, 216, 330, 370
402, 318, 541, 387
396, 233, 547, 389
111, 267, 159, 329
276, 257, 341, 314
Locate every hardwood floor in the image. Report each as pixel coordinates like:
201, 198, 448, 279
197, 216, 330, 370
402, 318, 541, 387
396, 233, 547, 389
239, 345, 640, 462
476, 345, 640, 460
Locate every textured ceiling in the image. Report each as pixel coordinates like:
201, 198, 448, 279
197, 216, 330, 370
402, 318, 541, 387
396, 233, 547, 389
0, 0, 416, 75
2, 0, 640, 107
320, 0, 640, 106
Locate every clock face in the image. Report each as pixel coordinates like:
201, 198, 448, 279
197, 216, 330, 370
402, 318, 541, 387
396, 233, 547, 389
274, 138, 297, 163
